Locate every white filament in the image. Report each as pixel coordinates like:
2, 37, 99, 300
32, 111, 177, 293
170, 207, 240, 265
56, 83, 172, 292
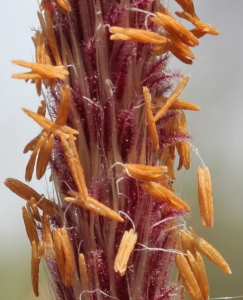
151, 215, 183, 229
189, 142, 206, 167
125, 6, 155, 30
83, 96, 104, 120
67, 63, 78, 77
105, 79, 115, 96
119, 211, 136, 232
210, 297, 243, 300
115, 177, 130, 200
79, 289, 119, 299
133, 99, 145, 110
135, 243, 184, 255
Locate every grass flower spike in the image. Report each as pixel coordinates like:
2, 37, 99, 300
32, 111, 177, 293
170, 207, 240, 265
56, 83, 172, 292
5, 0, 230, 299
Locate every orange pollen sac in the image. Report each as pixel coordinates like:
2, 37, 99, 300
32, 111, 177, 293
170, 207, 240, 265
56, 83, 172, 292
197, 166, 214, 227
11, 60, 69, 80
141, 181, 190, 213
123, 163, 168, 181
109, 27, 167, 45
114, 229, 138, 276
143, 86, 159, 150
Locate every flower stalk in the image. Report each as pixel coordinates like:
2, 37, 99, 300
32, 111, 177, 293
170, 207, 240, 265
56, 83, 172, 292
5, 0, 231, 299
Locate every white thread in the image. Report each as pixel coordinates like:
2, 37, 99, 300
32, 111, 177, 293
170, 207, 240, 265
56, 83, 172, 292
35, 194, 46, 207
162, 223, 186, 234
133, 99, 145, 110
144, 12, 154, 30
125, 5, 156, 30
115, 177, 130, 200
109, 161, 126, 172
39, 285, 48, 300
78, 240, 83, 252
119, 211, 136, 232
62, 180, 75, 195
135, 243, 184, 255
105, 79, 115, 96
109, 162, 130, 199
180, 225, 193, 237
83, 96, 104, 120
79, 289, 119, 300
125, 6, 155, 16
67, 64, 78, 77
188, 142, 205, 167
110, 162, 136, 180
151, 215, 183, 228
210, 297, 243, 300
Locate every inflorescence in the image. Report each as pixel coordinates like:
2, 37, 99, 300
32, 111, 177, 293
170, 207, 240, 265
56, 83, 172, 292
5, 0, 230, 299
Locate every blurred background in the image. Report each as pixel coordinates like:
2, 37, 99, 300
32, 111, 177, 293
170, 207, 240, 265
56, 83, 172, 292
0, 0, 242, 299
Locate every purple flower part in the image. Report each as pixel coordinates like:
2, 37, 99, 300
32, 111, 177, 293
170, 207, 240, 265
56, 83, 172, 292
154, 283, 181, 300
47, 260, 75, 300
159, 132, 192, 150
116, 108, 136, 162
16, 0, 207, 299
89, 248, 110, 293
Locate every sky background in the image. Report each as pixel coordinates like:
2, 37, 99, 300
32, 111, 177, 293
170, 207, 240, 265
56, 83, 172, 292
1, 0, 243, 299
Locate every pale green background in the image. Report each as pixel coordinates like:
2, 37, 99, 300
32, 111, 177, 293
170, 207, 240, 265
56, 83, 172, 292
1, 0, 242, 299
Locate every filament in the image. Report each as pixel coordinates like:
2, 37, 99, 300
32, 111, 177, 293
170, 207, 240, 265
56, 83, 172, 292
189, 142, 206, 167
79, 289, 119, 300
210, 297, 243, 300
119, 211, 136, 232
135, 243, 184, 255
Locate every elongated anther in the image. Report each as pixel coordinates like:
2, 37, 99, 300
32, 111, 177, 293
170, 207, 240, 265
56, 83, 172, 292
152, 98, 200, 111
36, 133, 54, 180
154, 76, 190, 122
54, 0, 71, 13
181, 230, 197, 258
143, 86, 159, 150
176, 141, 191, 170
25, 134, 45, 182
65, 196, 124, 223
141, 181, 190, 212
79, 254, 89, 290
114, 229, 138, 276
60, 136, 88, 200
151, 12, 199, 46
196, 252, 209, 300
4, 178, 58, 216
55, 86, 71, 126
187, 251, 202, 295
189, 227, 231, 274
53, 228, 74, 287
22, 206, 39, 246
42, 212, 55, 260
22, 108, 78, 138
176, 253, 203, 300
31, 241, 44, 297
175, 11, 219, 37
123, 163, 168, 181
197, 166, 214, 227
110, 27, 167, 45
12, 60, 69, 80
175, 0, 199, 20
